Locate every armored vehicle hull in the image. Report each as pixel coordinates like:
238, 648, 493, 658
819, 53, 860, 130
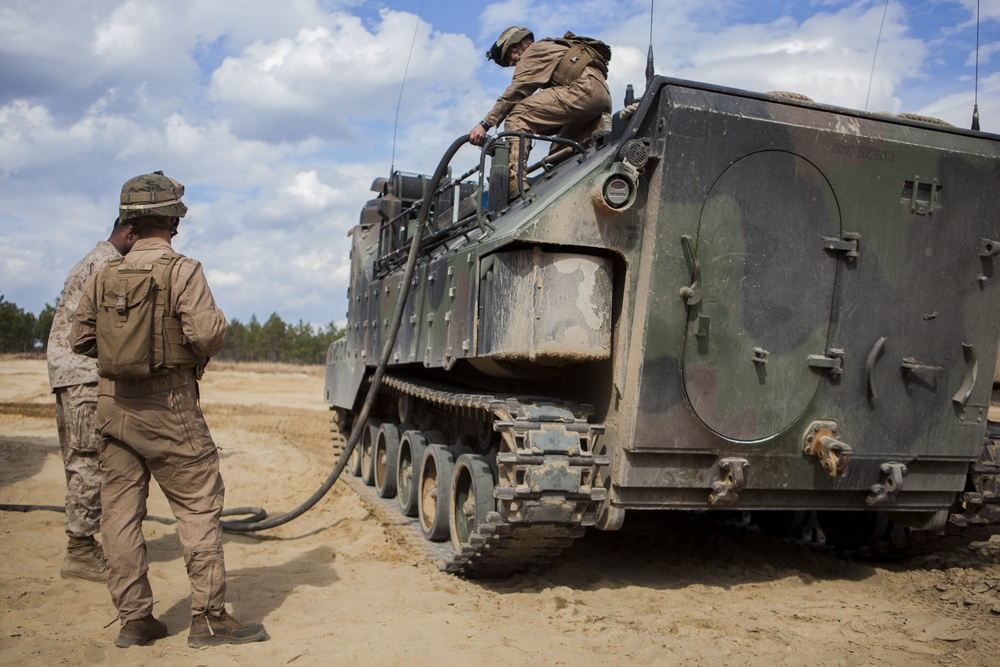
326, 76, 1000, 575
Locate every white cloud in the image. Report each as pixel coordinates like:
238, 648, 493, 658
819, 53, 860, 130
600, 3, 929, 114
286, 171, 342, 209
208, 10, 480, 143
206, 270, 245, 287
920, 70, 1000, 126
93, 2, 160, 59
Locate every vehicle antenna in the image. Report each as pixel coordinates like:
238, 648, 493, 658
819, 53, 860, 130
390, 0, 425, 174
972, 0, 981, 130
645, 0, 655, 91
864, 0, 891, 112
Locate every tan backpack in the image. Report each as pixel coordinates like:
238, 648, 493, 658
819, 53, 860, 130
548, 32, 612, 87
95, 252, 204, 380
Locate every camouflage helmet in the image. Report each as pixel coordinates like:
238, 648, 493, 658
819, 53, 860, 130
119, 171, 188, 225
486, 26, 534, 66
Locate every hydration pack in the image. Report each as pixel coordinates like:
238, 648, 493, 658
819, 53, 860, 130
549, 32, 612, 86
95, 252, 204, 380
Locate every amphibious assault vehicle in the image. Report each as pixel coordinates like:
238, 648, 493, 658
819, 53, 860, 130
325, 75, 1000, 576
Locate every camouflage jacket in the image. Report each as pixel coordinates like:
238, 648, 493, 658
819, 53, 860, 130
46, 240, 121, 389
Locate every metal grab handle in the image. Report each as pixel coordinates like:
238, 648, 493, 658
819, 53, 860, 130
900, 357, 942, 375
865, 336, 887, 407
679, 235, 701, 305
952, 343, 978, 406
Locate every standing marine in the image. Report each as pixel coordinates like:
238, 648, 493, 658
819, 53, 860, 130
469, 26, 612, 198
70, 171, 267, 649
47, 217, 136, 581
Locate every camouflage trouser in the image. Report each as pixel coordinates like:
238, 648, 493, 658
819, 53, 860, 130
503, 70, 611, 196
54, 383, 102, 538
97, 370, 227, 622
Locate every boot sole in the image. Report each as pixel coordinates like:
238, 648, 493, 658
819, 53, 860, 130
187, 628, 267, 648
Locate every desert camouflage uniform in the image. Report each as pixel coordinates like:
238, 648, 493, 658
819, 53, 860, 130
71, 237, 228, 622
483, 39, 612, 192
47, 240, 121, 539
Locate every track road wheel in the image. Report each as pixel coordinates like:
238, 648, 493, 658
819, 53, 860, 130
418, 444, 456, 541
450, 454, 496, 551
396, 430, 427, 516
818, 510, 890, 549
360, 419, 381, 486
375, 423, 407, 498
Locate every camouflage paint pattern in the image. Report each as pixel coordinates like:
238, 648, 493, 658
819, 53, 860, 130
54, 383, 102, 538
326, 76, 1000, 529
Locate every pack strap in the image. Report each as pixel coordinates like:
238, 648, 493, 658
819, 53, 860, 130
546, 35, 610, 87
152, 252, 183, 318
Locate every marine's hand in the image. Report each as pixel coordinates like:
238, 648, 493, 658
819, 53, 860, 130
469, 124, 487, 146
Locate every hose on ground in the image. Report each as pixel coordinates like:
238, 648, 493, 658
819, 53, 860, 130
0, 503, 265, 525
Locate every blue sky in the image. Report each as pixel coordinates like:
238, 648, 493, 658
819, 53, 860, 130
1, 0, 997, 329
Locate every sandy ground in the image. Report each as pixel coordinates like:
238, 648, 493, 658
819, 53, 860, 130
2, 357, 1000, 667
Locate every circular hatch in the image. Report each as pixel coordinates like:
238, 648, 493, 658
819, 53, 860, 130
682, 151, 841, 442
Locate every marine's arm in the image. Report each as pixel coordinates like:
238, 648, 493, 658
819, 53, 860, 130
172, 259, 227, 358
68, 273, 100, 358
482, 41, 564, 127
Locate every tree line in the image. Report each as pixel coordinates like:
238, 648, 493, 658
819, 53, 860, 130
216, 314, 344, 364
0, 294, 343, 365
0, 295, 55, 354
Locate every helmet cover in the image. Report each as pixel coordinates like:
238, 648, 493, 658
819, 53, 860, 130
119, 171, 188, 224
486, 26, 533, 66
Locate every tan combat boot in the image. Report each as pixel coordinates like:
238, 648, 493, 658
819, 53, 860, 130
115, 614, 168, 648
61, 535, 108, 581
187, 610, 267, 648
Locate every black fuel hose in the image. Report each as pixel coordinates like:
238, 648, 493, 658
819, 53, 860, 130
0, 503, 265, 526
220, 134, 472, 532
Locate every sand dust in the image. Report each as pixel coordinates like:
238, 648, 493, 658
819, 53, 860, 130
2, 357, 1000, 666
